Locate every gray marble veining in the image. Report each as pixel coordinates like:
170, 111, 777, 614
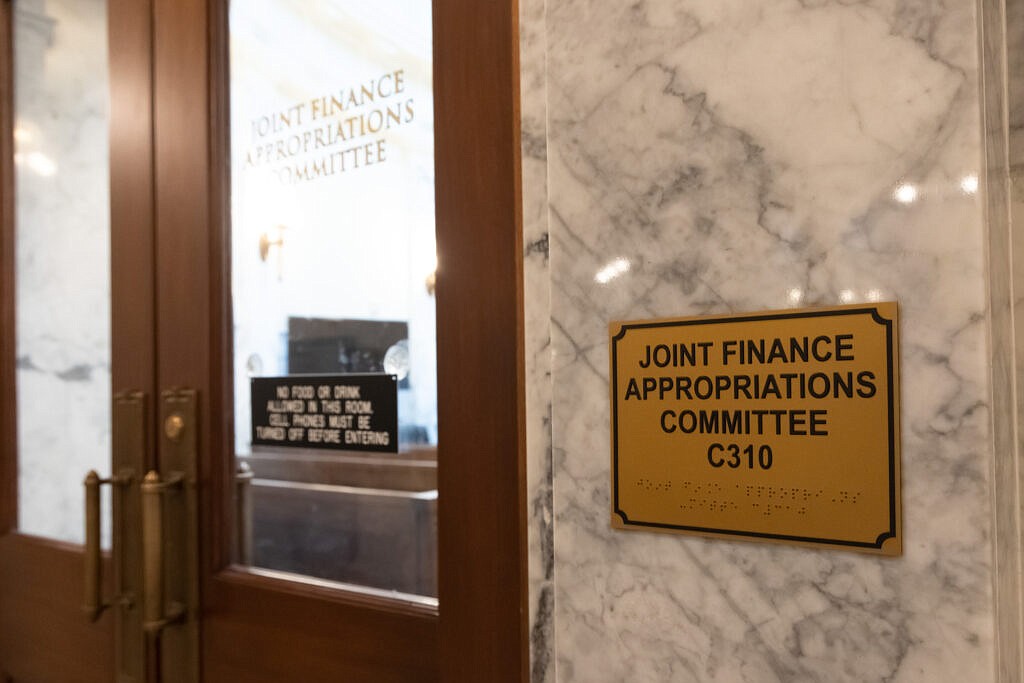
529, 0, 997, 680
521, 0, 555, 679
987, 0, 1024, 680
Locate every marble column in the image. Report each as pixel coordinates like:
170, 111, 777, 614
522, 0, 1022, 680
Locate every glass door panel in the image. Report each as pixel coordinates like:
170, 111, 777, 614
13, 0, 111, 546
229, 0, 437, 599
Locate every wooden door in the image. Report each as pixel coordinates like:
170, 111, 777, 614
0, 0, 148, 679
0, 0, 525, 680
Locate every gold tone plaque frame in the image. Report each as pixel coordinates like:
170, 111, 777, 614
609, 303, 901, 555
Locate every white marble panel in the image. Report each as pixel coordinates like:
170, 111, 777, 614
543, 1, 993, 680
14, 0, 112, 545
1007, 0, 1024, 167
978, 0, 1018, 678
520, 0, 554, 679
989, 1, 1024, 679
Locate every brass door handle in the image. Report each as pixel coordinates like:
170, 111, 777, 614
82, 470, 131, 621
141, 470, 186, 633
83, 390, 198, 678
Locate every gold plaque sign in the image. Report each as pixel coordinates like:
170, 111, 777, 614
609, 303, 901, 555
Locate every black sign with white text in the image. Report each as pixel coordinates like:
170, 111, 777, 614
250, 374, 398, 453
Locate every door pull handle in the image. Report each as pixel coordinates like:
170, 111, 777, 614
141, 470, 186, 634
83, 390, 198, 675
81, 391, 147, 680
82, 469, 132, 621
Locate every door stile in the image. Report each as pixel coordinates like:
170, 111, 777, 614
150, 0, 211, 677
433, 0, 529, 679
205, 0, 234, 580
110, 0, 158, 419
110, 0, 159, 678
151, 0, 211, 402
1, 0, 17, 537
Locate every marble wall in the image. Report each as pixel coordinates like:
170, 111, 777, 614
520, 0, 554, 677
523, 0, 1020, 680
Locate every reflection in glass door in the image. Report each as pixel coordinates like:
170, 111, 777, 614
230, 0, 437, 599
13, 0, 111, 546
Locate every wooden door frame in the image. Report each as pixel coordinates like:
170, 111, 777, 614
1, 0, 526, 678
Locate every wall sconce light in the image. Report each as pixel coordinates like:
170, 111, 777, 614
259, 224, 286, 280
259, 224, 286, 262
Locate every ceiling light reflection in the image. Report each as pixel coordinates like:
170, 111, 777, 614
866, 289, 882, 302
960, 174, 978, 195
893, 183, 917, 204
595, 257, 630, 284
839, 289, 854, 304
787, 288, 803, 305
25, 152, 57, 177
13, 127, 31, 143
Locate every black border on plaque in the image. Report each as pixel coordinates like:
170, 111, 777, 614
610, 306, 898, 549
